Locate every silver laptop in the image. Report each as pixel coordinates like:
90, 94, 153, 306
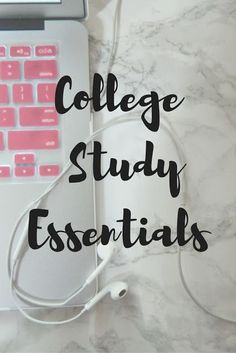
0, 0, 97, 310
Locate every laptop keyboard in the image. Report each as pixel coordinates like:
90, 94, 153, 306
0, 43, 61, 182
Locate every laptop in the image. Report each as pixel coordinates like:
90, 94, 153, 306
0, 0, 97, 310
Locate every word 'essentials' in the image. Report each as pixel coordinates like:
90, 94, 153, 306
28, 208, 211, 254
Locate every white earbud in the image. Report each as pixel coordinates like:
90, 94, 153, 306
85, 281, 128, 311
85, 242, 116, 285
97, 241, 116, 259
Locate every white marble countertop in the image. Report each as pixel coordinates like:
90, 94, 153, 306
1, 0, 236, 352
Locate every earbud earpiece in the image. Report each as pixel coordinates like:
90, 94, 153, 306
85, 281, 128, 311
97, 242, 116, 260
109, 281, 128, 300
85, 242, 116, 285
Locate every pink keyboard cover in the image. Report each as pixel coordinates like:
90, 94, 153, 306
0, 44, 61, 180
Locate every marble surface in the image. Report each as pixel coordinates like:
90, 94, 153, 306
1, 0, 236, 352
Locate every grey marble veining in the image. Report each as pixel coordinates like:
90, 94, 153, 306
0, 0, 236, 352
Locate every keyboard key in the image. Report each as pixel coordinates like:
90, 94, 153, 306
0, 85, 9, 104
0, 46, 6, 57
38, 83, 56, 103
20, 107, 58, 126
0, 132, 4, 150
15, 153, 35, 164
15, 166, 35, 177
0, 108, 15, 127
35, 45, 57, 57
10, 46, 31, 57
0, 61, 20, 80
13, 84, 33, 104
8, 130, 59, 150
24, 60, 57, 80
0, 166, 10, 177
39, 165, 60, 177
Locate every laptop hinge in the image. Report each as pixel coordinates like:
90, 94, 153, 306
0, 19, 44, 31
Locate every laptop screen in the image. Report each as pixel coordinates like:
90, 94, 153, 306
0, 0, 61, 2
0, 0, 87, 19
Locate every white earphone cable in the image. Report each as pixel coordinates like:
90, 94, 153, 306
7, 0, 236, 325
